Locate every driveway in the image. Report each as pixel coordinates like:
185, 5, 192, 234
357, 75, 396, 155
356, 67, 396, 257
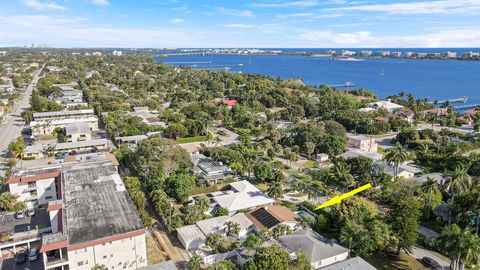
411, 246, 451, 270
0, 256, 44, 270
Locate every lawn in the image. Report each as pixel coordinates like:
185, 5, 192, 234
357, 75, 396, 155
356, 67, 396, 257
146, 235, 165, 265
175, 136, 207, 144
364, 252, 426, 270
303, 160, 318, 169
254, 183, 270, 193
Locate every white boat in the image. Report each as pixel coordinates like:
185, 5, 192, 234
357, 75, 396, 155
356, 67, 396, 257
379, 69, 384, 76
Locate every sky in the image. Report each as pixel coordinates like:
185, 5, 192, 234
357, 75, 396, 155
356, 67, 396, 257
1, 0, 480, 48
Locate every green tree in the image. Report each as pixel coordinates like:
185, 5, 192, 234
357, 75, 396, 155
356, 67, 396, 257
249, 245, 290, 270
0, 192, 27, 212
253, 162, 275, 183
208, 260, 239, 270
196, 195, 211, 212
438, 224, 480, 270
188, 254, 203, 270
383, 143, 408, 179
91, 264, 108, 270
272, 224, 291, 238
206, 232, 223, 253
182, 204, 204, 225
243, 233, 265, 252
421, 177, 439, 219
267, 172, 285, 199
291, 252, 312, 270
164, 172, 195, 203
214, 206, 229, 217
150, 188, 171, 216
388, 192, 421, 254
224, 221, 241, 237
445, 166, 472, 225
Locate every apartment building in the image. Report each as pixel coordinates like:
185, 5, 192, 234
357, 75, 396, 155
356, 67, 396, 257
7, 166, 62, 209
39, 162, 146, 270
30, 109, 99, 137
65, 122, 91, 142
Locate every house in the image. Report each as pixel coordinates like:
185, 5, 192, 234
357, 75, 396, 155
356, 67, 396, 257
340, 149, 383, 161
465, 108, 478, 116
376, 161, 423, 180
361, 100, 404, 112
457, 114, 474, 127
246, 205, 298, 232
395, 109, 415, 123
128, 107, 167, 128
177, 213, 253, 251
211, 180, 275, 214
190, 153, 232, 185
407, 173, 446, 186
421, 107, 449, 117
278, 229, 349, 269
274, 120, 294, 129
65, 122, 91, 142
347, 134, 378, 153
177, 225, 206, 251
315, 153, 329, 162
320, 257, 377, 270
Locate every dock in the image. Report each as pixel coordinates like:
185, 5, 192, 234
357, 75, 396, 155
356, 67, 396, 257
329, 82, 355, 88
433, 97, 469, 104
454, 103, 479, 110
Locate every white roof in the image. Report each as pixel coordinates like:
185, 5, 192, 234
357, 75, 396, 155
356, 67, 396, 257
347, 133, 371, 141
228, 213, 253, 231
55, 139, 108, 150
176, 225, 206, 244
369, 100, 404, 111
30, 116, 98, 127
196, 216, 229, 236
212, 180, 275, 212
341, 149, 383, 161
321, 257, 377, 270
33, 109, 94, 118
65, 122, 90, 135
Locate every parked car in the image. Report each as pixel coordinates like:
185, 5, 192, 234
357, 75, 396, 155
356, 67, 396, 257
26, 208, 36, 217
15, 211, 25, 219
28, 248, 39, 261
15, 250, 27, 264
55, 152, 68, 159
421, 257, 442, 270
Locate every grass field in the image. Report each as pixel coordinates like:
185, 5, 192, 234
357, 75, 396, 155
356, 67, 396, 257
364, 252, 426, 270
175, 136, 207, 144
146, 236, 165, 265
303, 160, 318, 168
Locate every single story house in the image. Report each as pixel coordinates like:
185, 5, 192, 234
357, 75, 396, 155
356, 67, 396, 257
190, 153, 232, 185
278, 229, 349, 269
246, 205, 298, 233
320, 257, 377, 270
176, 225, 206, 251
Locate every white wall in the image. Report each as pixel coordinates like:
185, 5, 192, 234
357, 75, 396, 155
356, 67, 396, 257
68, 233, 147, 270
313, 251, 349, 269
9, 177, 57, 209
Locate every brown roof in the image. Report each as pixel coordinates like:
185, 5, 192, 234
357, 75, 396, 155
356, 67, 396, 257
375, 116, 390, 122
245, 205, 297, 231
465, 109, 478, 116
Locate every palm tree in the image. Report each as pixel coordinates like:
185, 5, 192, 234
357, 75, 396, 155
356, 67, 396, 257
383, 143, 408, 179
243, 233, 265, 252
421, 177, 439, 220
329, 161, 355, 190
445, 166, 472, 225
206, 233, 223, 253
272, 224, 291, 238
91, 265, 108, 270
267, 173, 285, 199
340, 220, 356, 250
224, 221, 241, 237
439, 224, 480, 270
187, 254, 203, 270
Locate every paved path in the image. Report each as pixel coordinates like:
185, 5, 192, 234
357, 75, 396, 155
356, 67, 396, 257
0, 66, 43, 175
411, 246, 451, 270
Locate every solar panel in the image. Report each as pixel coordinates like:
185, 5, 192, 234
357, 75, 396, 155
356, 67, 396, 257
251, 208, 279, 228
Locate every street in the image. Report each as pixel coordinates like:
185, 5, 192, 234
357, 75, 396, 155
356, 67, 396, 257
0, 65, 43, 176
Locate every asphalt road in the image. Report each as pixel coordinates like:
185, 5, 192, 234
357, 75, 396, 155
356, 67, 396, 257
0, 66, 43, 175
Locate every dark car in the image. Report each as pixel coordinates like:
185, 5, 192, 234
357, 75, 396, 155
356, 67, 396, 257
28, 248, 39, 262
421, 257, 442, 270
15, 250, 27, 264
55, 152, 68, 159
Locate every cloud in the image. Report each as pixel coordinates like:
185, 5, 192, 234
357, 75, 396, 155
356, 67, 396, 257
216, 7, 255, 17
250, 0, 319, 8
296, 27, 480, 47
329, 0, 480, 15
224, 24, 256, 29
169, 18, 184, 24
277, 12, 315, 18
91, 0, 109, 6
23, 0, 65, 10
0, 15, 85, 27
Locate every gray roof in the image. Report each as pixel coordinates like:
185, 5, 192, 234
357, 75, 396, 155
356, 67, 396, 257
65, 122, 90, 135
55, 138, 108, 151
321, 257, 377, 270
33, 109, 94, 119
137, 261, 177, 270
61, 163, 144, 245
278, 229, 349, 263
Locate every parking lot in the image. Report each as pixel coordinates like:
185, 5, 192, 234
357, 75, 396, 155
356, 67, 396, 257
0, 256, 44, 270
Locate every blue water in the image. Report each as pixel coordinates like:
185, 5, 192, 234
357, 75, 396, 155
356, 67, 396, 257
155, 53, 480, 107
